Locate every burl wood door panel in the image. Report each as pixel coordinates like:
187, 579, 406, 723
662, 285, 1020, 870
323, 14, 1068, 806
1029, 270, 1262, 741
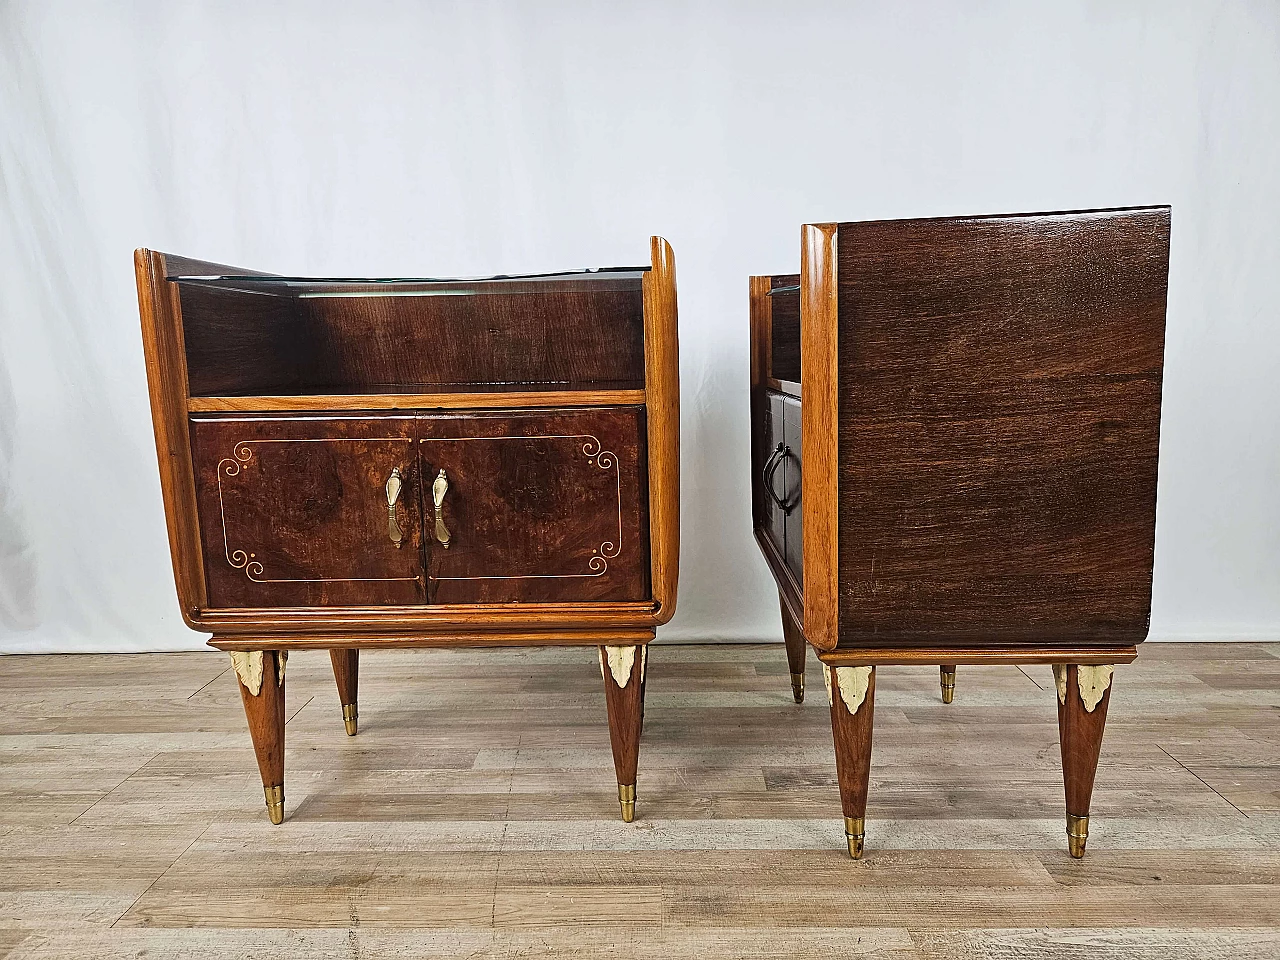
419, 408, 649, 603
832, 208, 1170, 647
190, 415, 424, 608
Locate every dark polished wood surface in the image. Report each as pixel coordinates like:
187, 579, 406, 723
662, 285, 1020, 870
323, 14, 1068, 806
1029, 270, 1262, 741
832, 208, 1170, 648
420, 409, 649, 604
179, 279, 645, 397
750, 209, 1170, 857
190, 415, 425, 609
768, 277, 801, 383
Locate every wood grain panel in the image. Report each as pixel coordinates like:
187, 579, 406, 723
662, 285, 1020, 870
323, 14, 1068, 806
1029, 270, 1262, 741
832, 207, 1171, 648
296, 279, 645, 391
800, 224, 840, 652
419, 408, 649, 604
189, 415, 424, 608
818, 644, 1137, 666
642, 237, 680, 624
134, 250, 207, 624
748, 275, 772, 533
769, 280, 801, 383
187, 389, 646, 413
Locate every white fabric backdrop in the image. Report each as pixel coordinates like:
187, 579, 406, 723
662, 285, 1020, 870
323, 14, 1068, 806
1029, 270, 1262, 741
1, 1, 1278, 653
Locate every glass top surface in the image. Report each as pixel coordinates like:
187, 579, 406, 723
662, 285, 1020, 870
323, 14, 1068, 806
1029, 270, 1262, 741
168, 266, 649, 297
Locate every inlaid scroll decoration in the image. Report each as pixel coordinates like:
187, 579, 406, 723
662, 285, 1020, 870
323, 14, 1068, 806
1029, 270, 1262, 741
217, 439, 420, 585
426, 434, 623, 581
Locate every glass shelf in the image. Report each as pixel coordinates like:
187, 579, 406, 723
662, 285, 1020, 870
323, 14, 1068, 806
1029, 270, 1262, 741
168, 267, 649, 298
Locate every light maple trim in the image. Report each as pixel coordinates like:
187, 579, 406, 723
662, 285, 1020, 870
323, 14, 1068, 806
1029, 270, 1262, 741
194, 600, 663, 634
800, 224, 840, 651
135, 248, 207, 622
642, 236, 680, 625
187, 390, 647, 413
211, 629, 657, 651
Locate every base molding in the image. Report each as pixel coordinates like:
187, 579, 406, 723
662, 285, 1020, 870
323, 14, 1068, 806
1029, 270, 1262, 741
818, 645, 1138, 667
211, 629, 656, 651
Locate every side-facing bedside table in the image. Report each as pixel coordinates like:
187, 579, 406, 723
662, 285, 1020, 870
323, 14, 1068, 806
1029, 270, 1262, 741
749, 208, 1171, 858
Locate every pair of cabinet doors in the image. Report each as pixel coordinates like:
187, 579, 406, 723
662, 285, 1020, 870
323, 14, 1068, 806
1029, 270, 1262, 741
190, 408, 650, 608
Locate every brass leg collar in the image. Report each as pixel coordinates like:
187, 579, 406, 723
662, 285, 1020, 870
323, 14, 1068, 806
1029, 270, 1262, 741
342, 703, 358, 737
940, 669, 956, 704
1066, 813, 1089, 859
618, 783, 636, 823
790, 672, 805, 704
844, 816, 865, 860
264, 785, 285, 825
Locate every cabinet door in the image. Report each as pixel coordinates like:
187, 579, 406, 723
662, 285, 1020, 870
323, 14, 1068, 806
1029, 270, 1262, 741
419, 408, 649, 603
190, 416, 424, 608
781, 396, 804, 588
760, 394, 787, 557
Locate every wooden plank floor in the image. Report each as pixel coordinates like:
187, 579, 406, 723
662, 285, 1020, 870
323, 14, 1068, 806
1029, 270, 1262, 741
0, 642, 1277, 959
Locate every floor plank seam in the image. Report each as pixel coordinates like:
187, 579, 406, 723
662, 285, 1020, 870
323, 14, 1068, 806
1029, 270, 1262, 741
1157, 745, 1252, 820
108, 822, 212, 929
1017, 664, 1049, 691
66, 752, 163, 826
187, 665, 232, 701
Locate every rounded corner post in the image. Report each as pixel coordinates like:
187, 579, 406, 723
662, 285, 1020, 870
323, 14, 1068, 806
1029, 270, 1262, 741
643, 237, 679, 625
800, 223, 840, 652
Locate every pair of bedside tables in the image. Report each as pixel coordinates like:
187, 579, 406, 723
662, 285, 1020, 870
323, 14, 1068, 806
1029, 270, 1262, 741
136, 206, 1171, 859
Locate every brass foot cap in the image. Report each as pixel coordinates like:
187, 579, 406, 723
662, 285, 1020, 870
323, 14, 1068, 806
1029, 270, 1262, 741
342, 703, 358, 737
264, 785, 285, 825
1067, 814, 1088, 858
790, 672, 805, 704
844, 816, 865, 860
619, 783, 636, 823
940, 669, 956, 704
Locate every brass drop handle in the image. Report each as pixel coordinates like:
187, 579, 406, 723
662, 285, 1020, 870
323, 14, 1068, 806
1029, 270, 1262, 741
386, 467, 405, 548
763, 442, 798, 515
432, 468, 451, 549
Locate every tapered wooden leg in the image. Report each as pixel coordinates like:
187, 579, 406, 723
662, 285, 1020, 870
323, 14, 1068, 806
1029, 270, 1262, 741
230, 650, 287, 824
940, 664, 957, 704
330, 649, 359, 736
780, 595, 807, 703
825, 663, 876, 859
600, 644, 646, 822
1054, 663, 1115, 858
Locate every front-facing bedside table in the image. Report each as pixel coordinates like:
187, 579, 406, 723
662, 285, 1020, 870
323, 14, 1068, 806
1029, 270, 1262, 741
135, 238, 679, 824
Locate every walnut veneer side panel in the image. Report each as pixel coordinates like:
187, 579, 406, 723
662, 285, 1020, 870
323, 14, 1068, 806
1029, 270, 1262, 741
642, 237, 680, 624
832, 207, 1171, 648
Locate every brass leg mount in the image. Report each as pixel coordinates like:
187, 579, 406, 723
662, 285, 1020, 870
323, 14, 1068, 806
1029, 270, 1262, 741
940, 667, 956, 704
1066, 813, 1089, 858
264, 784, 285, 825
618, 783, 636, 823
844, 816, 865, 860
790, 672, 805, 704
342, 703, 358, 737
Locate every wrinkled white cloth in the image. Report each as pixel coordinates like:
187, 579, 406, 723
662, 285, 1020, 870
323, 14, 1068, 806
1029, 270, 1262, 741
1, 1, 1279, 651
